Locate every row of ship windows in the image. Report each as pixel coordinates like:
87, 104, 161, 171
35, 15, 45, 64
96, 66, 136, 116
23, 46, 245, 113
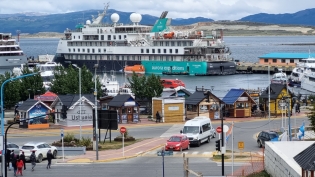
64, 54, 180, 61
141, 48, 179, 54
68, 48, 179, 54
68, 40, 193, 47
73, 34, 127, 40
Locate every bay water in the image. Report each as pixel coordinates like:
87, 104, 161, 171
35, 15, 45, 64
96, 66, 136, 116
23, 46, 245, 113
16, 36, 315, 96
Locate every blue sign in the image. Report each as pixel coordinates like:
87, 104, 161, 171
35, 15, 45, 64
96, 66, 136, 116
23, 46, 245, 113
157, 150, 173, 156
28, 103, 49, 124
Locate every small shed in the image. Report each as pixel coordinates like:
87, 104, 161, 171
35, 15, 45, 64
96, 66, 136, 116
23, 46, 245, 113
185, 87, 223, 120
161, 89, 192, 98
108, 94, 140, 123
17, 99, 52, 129
260, 84, 292, 115
52, 94, 97, 127
222, 89, 256, 118
152, 97, 185, 123
294, 143, 315, 177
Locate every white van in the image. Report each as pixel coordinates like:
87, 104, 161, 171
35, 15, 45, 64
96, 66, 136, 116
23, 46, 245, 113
180, 116, 216, 147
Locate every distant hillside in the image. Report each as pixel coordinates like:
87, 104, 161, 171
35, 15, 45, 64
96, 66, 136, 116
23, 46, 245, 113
0, 9, 213, 34
239, 8, 315, 26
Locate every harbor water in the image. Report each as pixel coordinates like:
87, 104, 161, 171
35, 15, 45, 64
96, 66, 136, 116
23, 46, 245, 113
11, 35, 315, 96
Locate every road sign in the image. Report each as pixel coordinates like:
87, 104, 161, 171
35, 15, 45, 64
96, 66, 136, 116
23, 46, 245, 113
157, 150, 173, 156
61, 128, 64, 137
238, 141, 244, 150
216, 126, 222, 133
120, 126, 126, 134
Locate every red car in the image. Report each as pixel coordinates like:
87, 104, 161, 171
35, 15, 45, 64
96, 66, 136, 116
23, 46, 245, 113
165, 135, 190, 151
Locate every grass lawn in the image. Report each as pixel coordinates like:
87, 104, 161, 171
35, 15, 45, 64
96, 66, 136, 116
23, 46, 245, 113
97, 138, 148, 150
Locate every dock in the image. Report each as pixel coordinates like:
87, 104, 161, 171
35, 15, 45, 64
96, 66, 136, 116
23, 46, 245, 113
236, 62, 293, 74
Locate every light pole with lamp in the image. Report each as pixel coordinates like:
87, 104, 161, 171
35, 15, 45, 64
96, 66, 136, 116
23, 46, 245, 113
93, 64, 99, 160
27, 89, 31, 99
283, 96, 292, 141
1, 72, 39, 177
72, 64, 82, 140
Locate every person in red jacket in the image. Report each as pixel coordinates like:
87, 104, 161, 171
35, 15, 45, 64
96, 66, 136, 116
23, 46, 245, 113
16, 158, 24, 176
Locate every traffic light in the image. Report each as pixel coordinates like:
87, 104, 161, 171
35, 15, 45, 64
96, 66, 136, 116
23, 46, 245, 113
61, 105, 67, 119
215, 139, 221, 152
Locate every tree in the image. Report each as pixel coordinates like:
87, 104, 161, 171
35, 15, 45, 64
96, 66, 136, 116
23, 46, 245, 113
50, 65, 102, 97
19, 66, 45, 100
127, 73, 163, 99
307, 102, 315, 132
0, 72, 22, 109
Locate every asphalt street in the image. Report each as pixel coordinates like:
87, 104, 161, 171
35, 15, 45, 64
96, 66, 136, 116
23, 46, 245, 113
1, 157, 247, 177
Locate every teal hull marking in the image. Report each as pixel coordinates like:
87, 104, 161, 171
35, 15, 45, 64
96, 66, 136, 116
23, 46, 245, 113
141, 61, 207, 75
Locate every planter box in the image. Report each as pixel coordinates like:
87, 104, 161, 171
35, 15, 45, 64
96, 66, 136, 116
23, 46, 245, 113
56, 146, 86, 156
28, 123, 49, 129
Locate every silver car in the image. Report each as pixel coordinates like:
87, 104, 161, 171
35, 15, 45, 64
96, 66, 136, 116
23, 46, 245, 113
0, 142, 20, 160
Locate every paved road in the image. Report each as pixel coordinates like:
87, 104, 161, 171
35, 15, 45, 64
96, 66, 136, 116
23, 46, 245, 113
1, 157, 248, 177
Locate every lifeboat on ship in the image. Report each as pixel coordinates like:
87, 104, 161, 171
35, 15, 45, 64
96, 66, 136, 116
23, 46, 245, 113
163, 32, 175, 39
161, 78, 186, 91
124, 65, 145, 74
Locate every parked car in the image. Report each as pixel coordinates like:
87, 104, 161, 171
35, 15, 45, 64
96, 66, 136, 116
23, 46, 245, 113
20, 142, 57, 163
165, 135, 190, 151
257, 131, 279, 148
0, 142, 20, 160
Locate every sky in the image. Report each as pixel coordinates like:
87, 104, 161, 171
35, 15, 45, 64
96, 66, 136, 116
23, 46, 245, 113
1, 0, 315, 20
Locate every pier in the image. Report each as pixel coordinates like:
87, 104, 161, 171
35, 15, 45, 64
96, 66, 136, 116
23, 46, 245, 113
236, 62, 293, 74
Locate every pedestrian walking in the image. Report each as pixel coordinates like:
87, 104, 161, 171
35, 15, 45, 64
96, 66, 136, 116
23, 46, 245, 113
12, 154, 18, 176
156, 111, 161, 123
7, 149, 12, 171
46, 150, 53, 169
297, 102, 301, 113
16, 158, 24, 176
19, 151, 26, 170
30, 151, 36, 171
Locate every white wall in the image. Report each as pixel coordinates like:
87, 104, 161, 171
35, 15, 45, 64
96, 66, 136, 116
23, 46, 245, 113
59, 101, 94, 127
265, 141, 315, 177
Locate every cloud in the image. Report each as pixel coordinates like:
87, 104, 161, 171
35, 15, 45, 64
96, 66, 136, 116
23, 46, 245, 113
0, 0, 315, 20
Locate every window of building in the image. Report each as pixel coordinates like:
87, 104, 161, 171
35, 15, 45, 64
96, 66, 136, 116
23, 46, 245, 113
169, 49, 172, 53
290, 59, 294, 63
175, 49, 178, 53
87, 49, 90, 53
119, 35, 121, 40
171, 42, 175, 46
113, 35, 116, 40
104, 49, 106, 52
165, 41, 169, 46
160, 42, 163, 46
146, 49, 149, 53
92, 49, 95, 53
101, 35, 104, 40
183, 41, 187, 46
164, 49, 167, 53
68, 48, 71, 52
108, 35, 111, 40
78, 49, 80, 52
141, 49, 144, 53
264, 59, 268, 63
273, 59, 277, 63
152, 49, 155, 53
158, 49, 161, 53
73, 48, 75, 52
177, 42, 181, 46
83, 49, 85, 52
281, 59, 286, 63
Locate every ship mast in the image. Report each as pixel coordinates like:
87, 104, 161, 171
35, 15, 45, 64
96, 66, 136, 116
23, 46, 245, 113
92, 2, 109, 24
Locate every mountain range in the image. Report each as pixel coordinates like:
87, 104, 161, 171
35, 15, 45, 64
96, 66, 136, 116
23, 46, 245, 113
0, 8, 315, 34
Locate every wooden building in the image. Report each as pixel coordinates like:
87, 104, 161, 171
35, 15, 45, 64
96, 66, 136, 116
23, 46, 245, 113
222, 89, 256, 118
152, 97, 185, 122
294, 143, 315, 177
258, 53, 314, 67
185, 87, 223, 120
108, 94, 140, 123
259, 84, 292, 115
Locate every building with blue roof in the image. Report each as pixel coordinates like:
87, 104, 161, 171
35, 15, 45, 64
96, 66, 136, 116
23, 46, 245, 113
222, 89, 256, 118
258, 53, 315, 67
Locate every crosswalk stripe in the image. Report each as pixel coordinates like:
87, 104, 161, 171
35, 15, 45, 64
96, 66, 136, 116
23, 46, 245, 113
192, 151, 198, 155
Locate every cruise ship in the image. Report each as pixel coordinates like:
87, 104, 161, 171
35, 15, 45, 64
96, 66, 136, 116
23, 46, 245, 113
0, 33, 28, 71
53, 3, 236, 75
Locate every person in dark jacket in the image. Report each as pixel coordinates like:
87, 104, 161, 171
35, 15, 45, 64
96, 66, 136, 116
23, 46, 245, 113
6, 149, 12, 171
46, 150, 53, 169
19, 151, 26, 170
156, 111, 161, 123
30, 151, 36, 171
11, 154, 18, 176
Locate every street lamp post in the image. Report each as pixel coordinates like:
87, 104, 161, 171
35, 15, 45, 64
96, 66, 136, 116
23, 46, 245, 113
72, 64, 82, 140
94, 64, 99, 160
27, 89, 31, 99
1, 72, 39, 177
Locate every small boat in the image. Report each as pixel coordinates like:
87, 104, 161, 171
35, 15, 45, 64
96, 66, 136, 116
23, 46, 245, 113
124, 65, 145, 74
288, 57, 315, 87
271, 69, 287, 85
161, 78, 186, 91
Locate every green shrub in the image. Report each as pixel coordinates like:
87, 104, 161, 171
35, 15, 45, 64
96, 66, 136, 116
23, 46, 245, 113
79, 136, 92, 147
63, 132, 75, 142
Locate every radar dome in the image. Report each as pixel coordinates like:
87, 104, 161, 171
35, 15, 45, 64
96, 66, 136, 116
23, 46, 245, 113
86, 20, 91, 25
135, 13, 142, 23
130, 13, 138, 23
111, 13, 120, 23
